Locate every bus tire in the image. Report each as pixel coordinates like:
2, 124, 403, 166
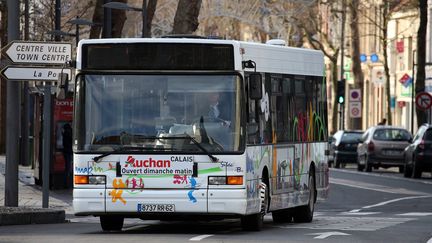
272, 209, 292, 223
293, 172, 315, 223
241, 182, 268, 231
100, 215, 124, 231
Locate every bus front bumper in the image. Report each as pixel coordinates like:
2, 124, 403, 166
73, 188, 251, 217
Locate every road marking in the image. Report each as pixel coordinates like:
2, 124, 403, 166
348, 195, 432, 213
397, 212, 432, 216
341, 212, 380, 216
428, 237, 432, 243
330, 178, 430, 195
362, 195, 432, 209
330, 168, 432, 185
276, 216, 415, 231
189, 235, 214, 241
307, 231, 350, 239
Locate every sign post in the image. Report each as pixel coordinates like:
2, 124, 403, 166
349, 89, 362, 119
1, 40, 72, 208
415, 92, 432, 111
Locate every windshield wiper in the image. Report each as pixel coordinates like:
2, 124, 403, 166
92, 145, 169, 162
158, 135, 219, 163
185, 134, 219, 163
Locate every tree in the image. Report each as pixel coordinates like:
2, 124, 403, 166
90, 0, 104, 38
90, 0, 127, 38
416, 0, 427, 127
144, 0, 158, 37
172, 0, 202, 34
293, 0, 342, 134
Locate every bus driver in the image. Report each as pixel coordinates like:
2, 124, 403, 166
207, 92, 230, 127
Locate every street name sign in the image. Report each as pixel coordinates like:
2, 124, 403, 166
415, 92, 432, 111
1, 41, 72, 65
1, 66, 71, 81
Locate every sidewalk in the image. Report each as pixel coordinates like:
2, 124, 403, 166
0, 155, 72, 225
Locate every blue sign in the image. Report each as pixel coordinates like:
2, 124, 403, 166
360, 54, 367, 62
370, 53, 379, 62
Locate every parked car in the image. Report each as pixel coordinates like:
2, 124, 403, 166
357, 126, 412, 172
403, 124, 432, 178
328, 130, 363, 168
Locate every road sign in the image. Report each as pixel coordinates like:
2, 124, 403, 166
1, 66, 71, 81
349, 89, 361, 102
349, 102, 362, 118
399, 73, 412, 88
1, 41, 72, 65
415, 92, 432, 111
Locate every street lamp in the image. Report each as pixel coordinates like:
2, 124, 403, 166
67, 17, 96, 46
47, 30, 76, 41
103, 1, 147, 38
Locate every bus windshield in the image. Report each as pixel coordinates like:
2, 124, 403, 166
75, 73, 244, 153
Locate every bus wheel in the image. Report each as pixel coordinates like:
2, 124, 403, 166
241, 182, 268, 231
272, 209, 292, 223
100, 215, 124, 231
293, 173, 315, 223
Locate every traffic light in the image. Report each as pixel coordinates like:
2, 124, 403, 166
337, 79, 346, 104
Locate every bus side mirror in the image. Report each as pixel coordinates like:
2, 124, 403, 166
249, 73, 262, 100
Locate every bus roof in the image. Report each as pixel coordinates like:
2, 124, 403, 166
77, 38, 324, 76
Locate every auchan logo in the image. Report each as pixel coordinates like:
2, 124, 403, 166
125, 156, 171, 168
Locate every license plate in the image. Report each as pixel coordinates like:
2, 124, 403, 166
384, 150, 401, 156
138, 204, 175, 212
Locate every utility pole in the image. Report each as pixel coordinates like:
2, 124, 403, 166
5, 0, 20, 207
103, 0, 112, 38
20, 0, 30, 167
142, 0, 147, 38
339, 0, 346, 130
55, 0, 61, 41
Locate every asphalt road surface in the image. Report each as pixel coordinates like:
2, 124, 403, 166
1, 166, 431, 243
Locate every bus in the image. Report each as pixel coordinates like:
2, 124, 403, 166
72, 37, 329, 231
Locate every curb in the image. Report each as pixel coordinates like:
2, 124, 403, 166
0, 207, 66, 226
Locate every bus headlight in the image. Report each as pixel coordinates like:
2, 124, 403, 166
208, 176, 243, 185
75, 175, 106, 185
89, 175, 106, 185
209, 176, 226, 185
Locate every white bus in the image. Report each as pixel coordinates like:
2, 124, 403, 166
72, 37, 329, 231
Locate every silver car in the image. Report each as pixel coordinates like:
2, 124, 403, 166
357, 126, 412, 172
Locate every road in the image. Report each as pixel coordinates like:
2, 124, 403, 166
1, 166, 431, 243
